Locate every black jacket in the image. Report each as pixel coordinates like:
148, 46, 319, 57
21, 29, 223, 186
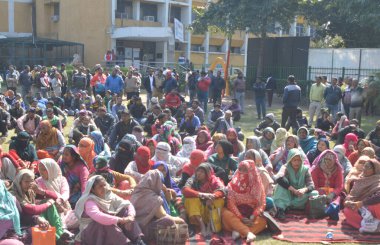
143, 75, 156, 94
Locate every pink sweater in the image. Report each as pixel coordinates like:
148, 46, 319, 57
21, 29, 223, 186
35, 177, 70, 202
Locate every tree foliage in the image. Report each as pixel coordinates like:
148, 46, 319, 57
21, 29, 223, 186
301, 0, 380, 48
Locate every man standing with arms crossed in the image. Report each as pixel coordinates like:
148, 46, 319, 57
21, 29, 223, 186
309, 76, 325, 127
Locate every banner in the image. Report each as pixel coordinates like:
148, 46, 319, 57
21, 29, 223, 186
174, 18, 184, 42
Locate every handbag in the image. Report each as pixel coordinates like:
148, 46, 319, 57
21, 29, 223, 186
359, 207, 380, 233
209, 205, 222, 233
155, 223, 189, 245
307, 195, 327, 219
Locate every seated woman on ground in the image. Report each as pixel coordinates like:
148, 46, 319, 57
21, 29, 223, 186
182, 163, 225, 237
35, 120, 65, 159
205, 133, 226, 157
226, 128, 245, 157
306, 137, 330, 165
74, 175, 145, 245
9, 131, 38, 164
315, 110, 335, 132
273, 148, 317, 219
333, 145, 352, 180
131, 170, 185, 242
92, 156, 136, 199
124, 146, 154, 183
344, 159, 380, 231
345, 155, 371, 193
178, 150, 206, 189
239, 136, 272, 171
259, 127, 275, 156
222, 160, 267, 243
311, 150, 344, 205
10, 169, 72, 242
347, 139, 372, 165
270, 135, 309, 173
207, 140, 238, 185
297, 127, 317, 155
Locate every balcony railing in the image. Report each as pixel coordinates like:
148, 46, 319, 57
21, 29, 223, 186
44, 0, 60, 4
115, 19, 162, 28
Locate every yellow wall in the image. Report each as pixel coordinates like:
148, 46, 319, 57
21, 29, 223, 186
0, 2, 33, 33
182, 52, 245, 67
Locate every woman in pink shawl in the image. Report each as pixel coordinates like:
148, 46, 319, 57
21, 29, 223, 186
343, 133, 358, 157
130, 170, 184, 242
311, 150, 344, 205
196, 130, 213, 151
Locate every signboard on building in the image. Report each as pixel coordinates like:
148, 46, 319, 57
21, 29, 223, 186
174, 18, 184, 42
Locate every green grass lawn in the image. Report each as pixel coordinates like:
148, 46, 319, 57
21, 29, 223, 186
3, 93, 377, 244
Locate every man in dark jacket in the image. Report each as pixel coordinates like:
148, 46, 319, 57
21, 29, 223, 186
265, 76, 276, 107
324, 77, 342, 122
253, 78, 267, 119
211, 71, 226, 104
281, 75, 301, 133
336, 119, 366, 145
143, 69, 155, 108
94, 106, 116, 140
19, 65, 33, 107
109, 109, 140, 150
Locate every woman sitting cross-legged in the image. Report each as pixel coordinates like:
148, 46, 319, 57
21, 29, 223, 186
10, 169, 72, 242
273, 148, 318, 219
74, 175, 145, 245
131, 170, 185, 243
310, 150, 344, 205
222, 160, 267, 243
344, 159, 380, 230
182, 163, 225, 237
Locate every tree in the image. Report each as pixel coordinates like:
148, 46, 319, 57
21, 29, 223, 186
193, 0, 300, 79
302, 0, 380, 48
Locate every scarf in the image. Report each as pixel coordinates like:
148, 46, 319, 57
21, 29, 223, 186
227, 128, 240, 157
10, 169, 36, 205
177, 136, 196, 158
185, 163, 225, 194
38, 158, 65, 195
112, 139, 135, 173
135, 146, 153, 175
271, 128, 288, 153
11, 131, 33, 161
260, 127, 275, 151
0, 180, 21, 235
284, 149, 309, 189
344, 133, 358, 157
298, 127, 317, 153
338, 115, 348, 131
347, 159, 380, 202
94, 156, 115, 187
35, 120, 59, 150
90, 131, 105, 155
131, 170, 165, 227
154, 142, 171, 162
312, 150, 342, 181
182, 149, 205, 176
152, 161, 181, 196
196, 130, 213, 151
78, 137, 96, 173
228, 160, 265, 210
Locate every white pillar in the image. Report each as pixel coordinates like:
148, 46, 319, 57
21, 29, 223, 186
163, 0, 169, 27
186, 0, 192, 61
307, 26, 311, 36
204, 31, 210, 67
163, 41, 168, 64
8, 0, 15, 33
223, 38, 229, 60
111, 0, 116, 26
133, 1, 140, 20
292, 16, 297, 36
243, 28, 249, 76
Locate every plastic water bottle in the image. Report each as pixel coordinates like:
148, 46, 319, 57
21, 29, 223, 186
326, 231, 333, 239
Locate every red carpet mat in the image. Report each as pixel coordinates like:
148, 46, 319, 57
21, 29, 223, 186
187, 233, 247, 245
273, 212, 380, 243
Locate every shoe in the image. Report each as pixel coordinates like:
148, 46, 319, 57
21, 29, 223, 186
246, 232, 256, 243
232, 230, 240, 240
276, 208, 286, 220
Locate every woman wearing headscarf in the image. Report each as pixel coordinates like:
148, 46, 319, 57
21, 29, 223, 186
208, 140, 238, 185
270, 128, 289, 154
344, 159, 380, 230
226, 128, 245, 157
145, 139, 157, 158
259, 127, 275, 155
78, 137, 96, 174
153, 122, 182, 155
345, 156, 370, 193
59, 145, 90, 207
177, 136, 196, 159
270, 135, 309, 173
297, 127, 317, 154
306, 137, 330, 165
311, 150, 344, 204
222, 160, 267, 243
0, 146, 24, 181
195, 130, 213, 152
331, 114, 349, 140
74, 175, 144, 245
131, 170, 185, 242
109, 139, 136, 174
348, 139, 372, 165
0, 180, 23, 245
343, 133, 359, 157
89, 131, 111, 158
362, 147, 376, 159
273, 149, 318, 219
333, 145, 352, 179
10, 169, 68, 241
178, 150, 205, 188
124, 146, 154, 183
182, 163, 225, 237
240, 136, 272, 171
205, 133, 226, 157
9, 131, 38, 163
35, 120, 65, 158
151, 142, 186, 177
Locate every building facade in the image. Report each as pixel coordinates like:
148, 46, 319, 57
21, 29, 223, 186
1, 0, 313, 68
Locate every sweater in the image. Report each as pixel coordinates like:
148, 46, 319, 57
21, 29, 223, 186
105, 75, 124, 94
283, 84, 301, 108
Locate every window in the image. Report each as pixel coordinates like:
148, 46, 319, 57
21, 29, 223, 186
116, 0, 133, 19
209, 45, 222, 53
296, 23, 304, 36
230, 47, 241, 54
191, 44, 203, 52
170, 6, 182, 23
53, 3, 60, 16
141, 3, 158, 21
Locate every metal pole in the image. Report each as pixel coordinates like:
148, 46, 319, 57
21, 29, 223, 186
358, 49, 362, 80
